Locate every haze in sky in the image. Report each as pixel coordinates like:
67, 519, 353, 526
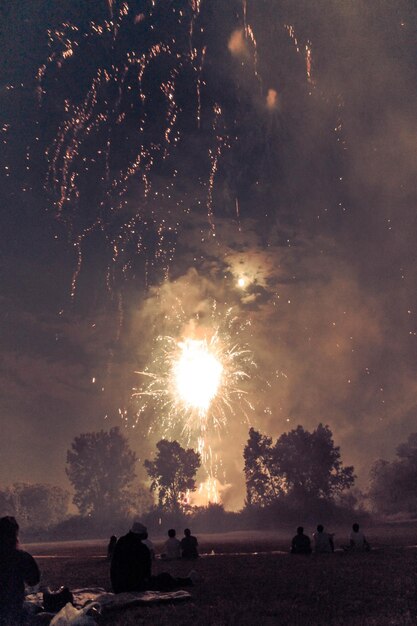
1, 0, 417, 509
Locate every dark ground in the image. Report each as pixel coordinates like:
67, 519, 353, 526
25, 524, 417, 625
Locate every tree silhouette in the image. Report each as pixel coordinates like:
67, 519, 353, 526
0, 483, 69, 529
66, 427, 137, 517
244, 424, 355, 506
244, 428, 284, 506
275, 424, 355, 500
144, 439, 200, 512
369, 432, 417, 514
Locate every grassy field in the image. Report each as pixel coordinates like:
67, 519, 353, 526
25, 524, 417, 625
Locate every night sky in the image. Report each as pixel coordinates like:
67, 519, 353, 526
1, 0, 417, 509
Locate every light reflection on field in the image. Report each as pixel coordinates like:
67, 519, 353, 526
24, 524, 417, 558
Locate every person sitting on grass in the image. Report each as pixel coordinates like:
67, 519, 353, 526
313, 524, 334, 553
0, 516, 40, 626
347, 523, 371, 552
110, 522, 151, 593
181, 528, 199, 559
107, 535, 117, 561
110, 521, 194, 594
142, 531, 155, 560
291, 526, 312, 554
161, 528, 181, 560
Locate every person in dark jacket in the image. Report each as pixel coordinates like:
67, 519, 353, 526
110, 522, 151, 593
180, 528, 199, 559
0, 516, 40, 625
291, 526, 312, 554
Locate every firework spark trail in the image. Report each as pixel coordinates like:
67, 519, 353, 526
284, 24, 300, 53
38, 1, 228, 295
285, 24, 315, 85
36, 0, 274, 299
305, 41, 314, 84
207, 104, 228, 232
196, 45, 206, 129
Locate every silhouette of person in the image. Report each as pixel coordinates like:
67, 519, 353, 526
0, 516, 40, 625
349, 523, 370, 552
291, 526, 312, 554
110, 522, 151, 592
142, 531, 155, 560
181, 528, 199, 559
107, 535, 117, 561
161, 528, 181, 560
313, 524, 334, 553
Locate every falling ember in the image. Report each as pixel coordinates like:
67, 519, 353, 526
173, 339, 223, 415
266, 88, 278, 110
285, 24, 315, 85
305, 41, 314, 83
228, 29, 247, 57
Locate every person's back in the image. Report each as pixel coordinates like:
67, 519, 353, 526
313, 525, 334, 554
110, 522, 151, 593
142, 532, 155, 560
349, 523, 370, 552
163, 529, 181, 560
107, 535, 117, 561
181, 529, 198, 559
0, 516, 40, 624
291, 526, 312, 554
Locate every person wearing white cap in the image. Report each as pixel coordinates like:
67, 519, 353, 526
110, 521, 151, 593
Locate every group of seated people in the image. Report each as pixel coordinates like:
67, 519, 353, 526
0, 514, 371, 624
108, 524, 199, 562
109, 522, 199, 595
291, 523, 371, 554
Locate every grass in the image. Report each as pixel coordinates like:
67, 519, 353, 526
26, 525, 417, 625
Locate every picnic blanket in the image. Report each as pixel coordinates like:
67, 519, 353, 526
26, 587, 192, 612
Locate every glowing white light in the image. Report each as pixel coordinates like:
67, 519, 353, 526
237, 277, 246, 288
173, 339, 223, 413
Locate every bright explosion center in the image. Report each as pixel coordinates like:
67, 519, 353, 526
173, 339, 223, 414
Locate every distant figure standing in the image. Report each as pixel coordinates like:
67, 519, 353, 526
161, 528, 181, 560
107, 535, 117, 561
0, 516, 40, 625
313, 524, 334, 553
291, 526, 312, 554
142, 531, 155, 560
181, 528, 199, 559
349, 523, 371, 552
110, 522, 151, 592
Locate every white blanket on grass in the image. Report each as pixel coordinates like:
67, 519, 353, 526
26, 587, 192, 611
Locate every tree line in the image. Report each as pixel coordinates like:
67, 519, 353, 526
1, 424, 417, 537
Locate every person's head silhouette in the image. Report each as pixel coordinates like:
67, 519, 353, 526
0, 516, 19, 551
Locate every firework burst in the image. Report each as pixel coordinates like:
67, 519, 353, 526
132, 305, 255, 501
